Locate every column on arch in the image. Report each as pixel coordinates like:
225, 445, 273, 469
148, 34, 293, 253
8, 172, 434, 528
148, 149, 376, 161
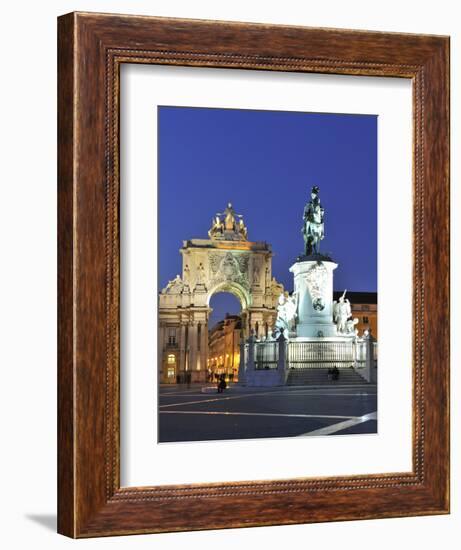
158, 324, 165, 382
179, 322, 187, 375
199, 318, 209, 380
188, 321, 198, 381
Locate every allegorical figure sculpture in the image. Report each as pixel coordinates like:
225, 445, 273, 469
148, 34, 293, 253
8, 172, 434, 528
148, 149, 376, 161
162, 274, 184, 294
275, 291, 298, 335
302, 185, 325, 256
333, 290, 351, 333
208, 202, 248, 241
196, 263, 205, 283
333, 290, 359, 335
208, 215, 224, 239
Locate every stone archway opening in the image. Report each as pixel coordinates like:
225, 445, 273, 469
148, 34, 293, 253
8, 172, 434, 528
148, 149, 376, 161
208, 291, 243, 383
208, 291, 242, 327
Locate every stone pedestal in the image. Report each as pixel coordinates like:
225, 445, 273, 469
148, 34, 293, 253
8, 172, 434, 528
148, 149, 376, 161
363, 332, 377, 383
289, 257, 338, 338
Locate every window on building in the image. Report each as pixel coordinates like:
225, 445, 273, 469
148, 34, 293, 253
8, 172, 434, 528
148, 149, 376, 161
363, 316, 369, 324
167, 367, 175, 379
168, 328, 176, 344
197, 323, 201, 351
167, 354, 176, 364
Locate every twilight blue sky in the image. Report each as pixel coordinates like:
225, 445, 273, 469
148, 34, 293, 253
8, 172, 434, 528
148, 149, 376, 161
158, 106, 377, 325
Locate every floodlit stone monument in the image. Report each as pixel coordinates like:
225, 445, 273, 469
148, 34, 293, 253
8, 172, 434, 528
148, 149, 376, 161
285, 185, 358, 341
290, 259, 338, 338
238, 186, 377, 386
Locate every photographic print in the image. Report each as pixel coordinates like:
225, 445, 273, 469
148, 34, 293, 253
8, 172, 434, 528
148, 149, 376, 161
57, 14, 449, 536
158, 106, 377, 443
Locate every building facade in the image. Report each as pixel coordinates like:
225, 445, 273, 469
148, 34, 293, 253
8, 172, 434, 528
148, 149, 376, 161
208, 314, 242, 382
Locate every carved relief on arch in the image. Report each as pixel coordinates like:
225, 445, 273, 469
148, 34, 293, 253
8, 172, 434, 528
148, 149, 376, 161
208, 252, 250, 291
221, 252, 239, 279
236, 255, 249, 274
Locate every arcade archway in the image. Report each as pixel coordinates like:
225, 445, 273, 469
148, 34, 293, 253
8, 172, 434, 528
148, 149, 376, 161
207, 291, 242, 383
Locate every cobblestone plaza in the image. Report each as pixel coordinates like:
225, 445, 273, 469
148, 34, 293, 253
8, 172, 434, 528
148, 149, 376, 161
159, 384, 377, 443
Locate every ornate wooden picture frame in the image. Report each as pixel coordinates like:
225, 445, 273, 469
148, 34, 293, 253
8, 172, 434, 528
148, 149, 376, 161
57, 12, 450, 537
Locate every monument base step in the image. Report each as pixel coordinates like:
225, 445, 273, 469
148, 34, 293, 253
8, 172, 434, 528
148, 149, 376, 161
286, 367, 369, 386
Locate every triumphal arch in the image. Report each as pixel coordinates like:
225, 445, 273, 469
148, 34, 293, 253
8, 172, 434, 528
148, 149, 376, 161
159, 203, 284, 383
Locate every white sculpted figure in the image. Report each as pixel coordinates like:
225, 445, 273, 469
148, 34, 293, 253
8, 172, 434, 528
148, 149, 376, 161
183, 264, 190, 282
275, 291, 297, 334
346, 318, 359, 336
162, 274, 184, 294
195, 262, 206, 288
333, 290, 352, 334
285, 293, 297, 328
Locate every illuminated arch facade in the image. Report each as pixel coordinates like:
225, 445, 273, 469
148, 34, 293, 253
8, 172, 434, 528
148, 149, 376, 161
158, 204, 284, 383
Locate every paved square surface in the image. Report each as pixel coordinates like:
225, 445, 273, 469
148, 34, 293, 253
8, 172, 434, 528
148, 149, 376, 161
158, 384, 377, 442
